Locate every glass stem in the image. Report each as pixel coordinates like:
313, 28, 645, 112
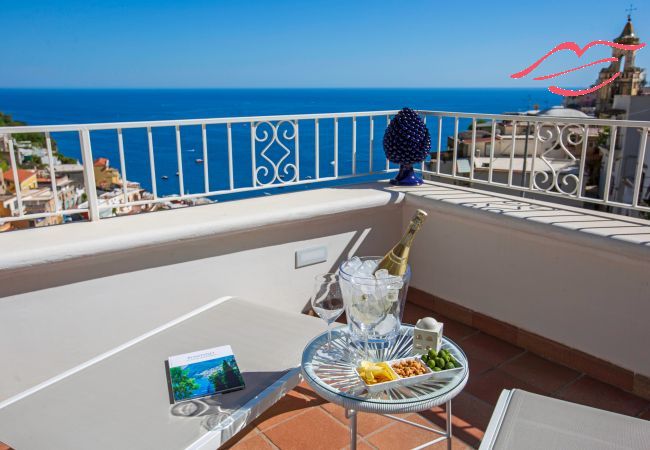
364, 329, 369, 361
327, 322, 332, 350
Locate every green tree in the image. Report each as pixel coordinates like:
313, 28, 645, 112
208, 359, 244, 391
467, 119, 488, 130
170, 367, 199, 400
208, 368, 226, 391
222, 359, 244, 388
58, 154, 78, 164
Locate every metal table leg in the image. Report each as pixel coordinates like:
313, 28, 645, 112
346, 408, 357, 450
446, 399, 452, 450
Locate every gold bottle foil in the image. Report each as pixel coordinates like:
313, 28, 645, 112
374, 209, 428, 277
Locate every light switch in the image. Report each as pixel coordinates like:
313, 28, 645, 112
295, 246, 328, 268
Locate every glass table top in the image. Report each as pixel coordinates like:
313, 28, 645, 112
301, 325, 469, 405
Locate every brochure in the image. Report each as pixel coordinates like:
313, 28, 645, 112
168, 345, 245, 402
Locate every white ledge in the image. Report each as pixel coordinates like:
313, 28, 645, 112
394, 180, 650, 261
2, 180, 649, 272
0, 183, 404, 271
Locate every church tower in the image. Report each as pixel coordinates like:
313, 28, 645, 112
596, 15, 645, 114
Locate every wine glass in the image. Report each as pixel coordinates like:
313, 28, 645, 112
312, 274, 345, 351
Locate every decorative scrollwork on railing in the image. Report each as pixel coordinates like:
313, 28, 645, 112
252, 120, 298, 186
530, 122, 583, 197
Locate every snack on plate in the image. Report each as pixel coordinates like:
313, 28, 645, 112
421, 348, 462, 372
391, 358, 428, 378
357, 361, 397, 385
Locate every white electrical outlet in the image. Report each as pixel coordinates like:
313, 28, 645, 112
295, 246, 327, 268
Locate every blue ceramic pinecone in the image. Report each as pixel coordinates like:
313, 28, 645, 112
383, 108, 431, 165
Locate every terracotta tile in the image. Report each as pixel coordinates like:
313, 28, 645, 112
406, 287, 436, 311
633, 373, 650, 401
294, 381, 327, 404
253, 390, 322, 431
466, 369, 545, 405
433, 298, 473, 327
226, 433, 275, 450
639, 407, 650, 421
427, 437, 470, 450
472, 312, 517, 342
0, 443, 13, 450
461, 333, 524, 367
321, 402, 403, 437
556, 376, 649, 417
500, 353, 580, 394
264, 407, 350, 450
438, 315, 478, 343
366, 413, 466, 450
221, 424, 259, 449
402, 301, 435, 325
467, 355, 494, 378
517, 329, 634, 391
340, 440, 376, 450
418, 392, 493, 448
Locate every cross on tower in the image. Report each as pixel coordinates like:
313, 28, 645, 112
626, 3, 637, 20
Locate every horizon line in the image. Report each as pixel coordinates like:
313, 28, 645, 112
0, 86, 565, 90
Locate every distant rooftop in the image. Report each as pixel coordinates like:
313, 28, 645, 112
538, 106, 590, 118
3, 169, 36, 183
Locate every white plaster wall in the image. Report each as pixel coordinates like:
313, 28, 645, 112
403, 194, 650, 376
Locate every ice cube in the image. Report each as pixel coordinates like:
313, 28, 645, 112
374, 269, 390, 279
344, 256, 362, 273
357, 260, 377, 276
352, 278, 377, 295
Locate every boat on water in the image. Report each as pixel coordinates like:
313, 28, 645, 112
187, 148, 195, 152
195, 158, 204, 164
161, 175, 169, 180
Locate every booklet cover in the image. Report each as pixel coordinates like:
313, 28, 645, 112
168, 345, 245, 402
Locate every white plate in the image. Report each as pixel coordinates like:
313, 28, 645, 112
357, 357, 461, 393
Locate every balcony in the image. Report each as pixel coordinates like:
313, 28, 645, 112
0, 111, 649, 449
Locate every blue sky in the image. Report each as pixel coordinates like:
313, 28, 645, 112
1, 0, 648, 88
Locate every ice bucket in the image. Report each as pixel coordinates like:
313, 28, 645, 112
339, 256, 411, 346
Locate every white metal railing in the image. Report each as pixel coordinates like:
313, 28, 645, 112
418, 111, 650, 215
0, 111, 400, 225
1, 109, 649, 229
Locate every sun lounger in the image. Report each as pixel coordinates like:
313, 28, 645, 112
0, 296, 325, 449
480, 389, 650, 450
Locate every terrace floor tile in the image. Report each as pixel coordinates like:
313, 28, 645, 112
466, 369, 546, 405
402, 303, 478, 342
320, 402, 399, 437
460, 333, 525, 367
263, 407, 351, 450
417, 392, 493, 448
253, 390, 322, 431
366, 413, 470, 450
227, 433, 276, 450
555, 376, 650, 417
500, 352, 581, 394
221, 424, 259, 449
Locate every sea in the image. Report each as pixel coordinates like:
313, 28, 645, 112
0, 88, 559, 198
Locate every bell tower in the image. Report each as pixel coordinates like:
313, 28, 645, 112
596, 15, 645, 114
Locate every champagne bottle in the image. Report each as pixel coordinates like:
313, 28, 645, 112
374, 209, 428, 277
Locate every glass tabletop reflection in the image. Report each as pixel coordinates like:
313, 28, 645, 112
301, 325, 468, 406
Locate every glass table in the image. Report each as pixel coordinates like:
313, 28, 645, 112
301, 325, 469, 450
